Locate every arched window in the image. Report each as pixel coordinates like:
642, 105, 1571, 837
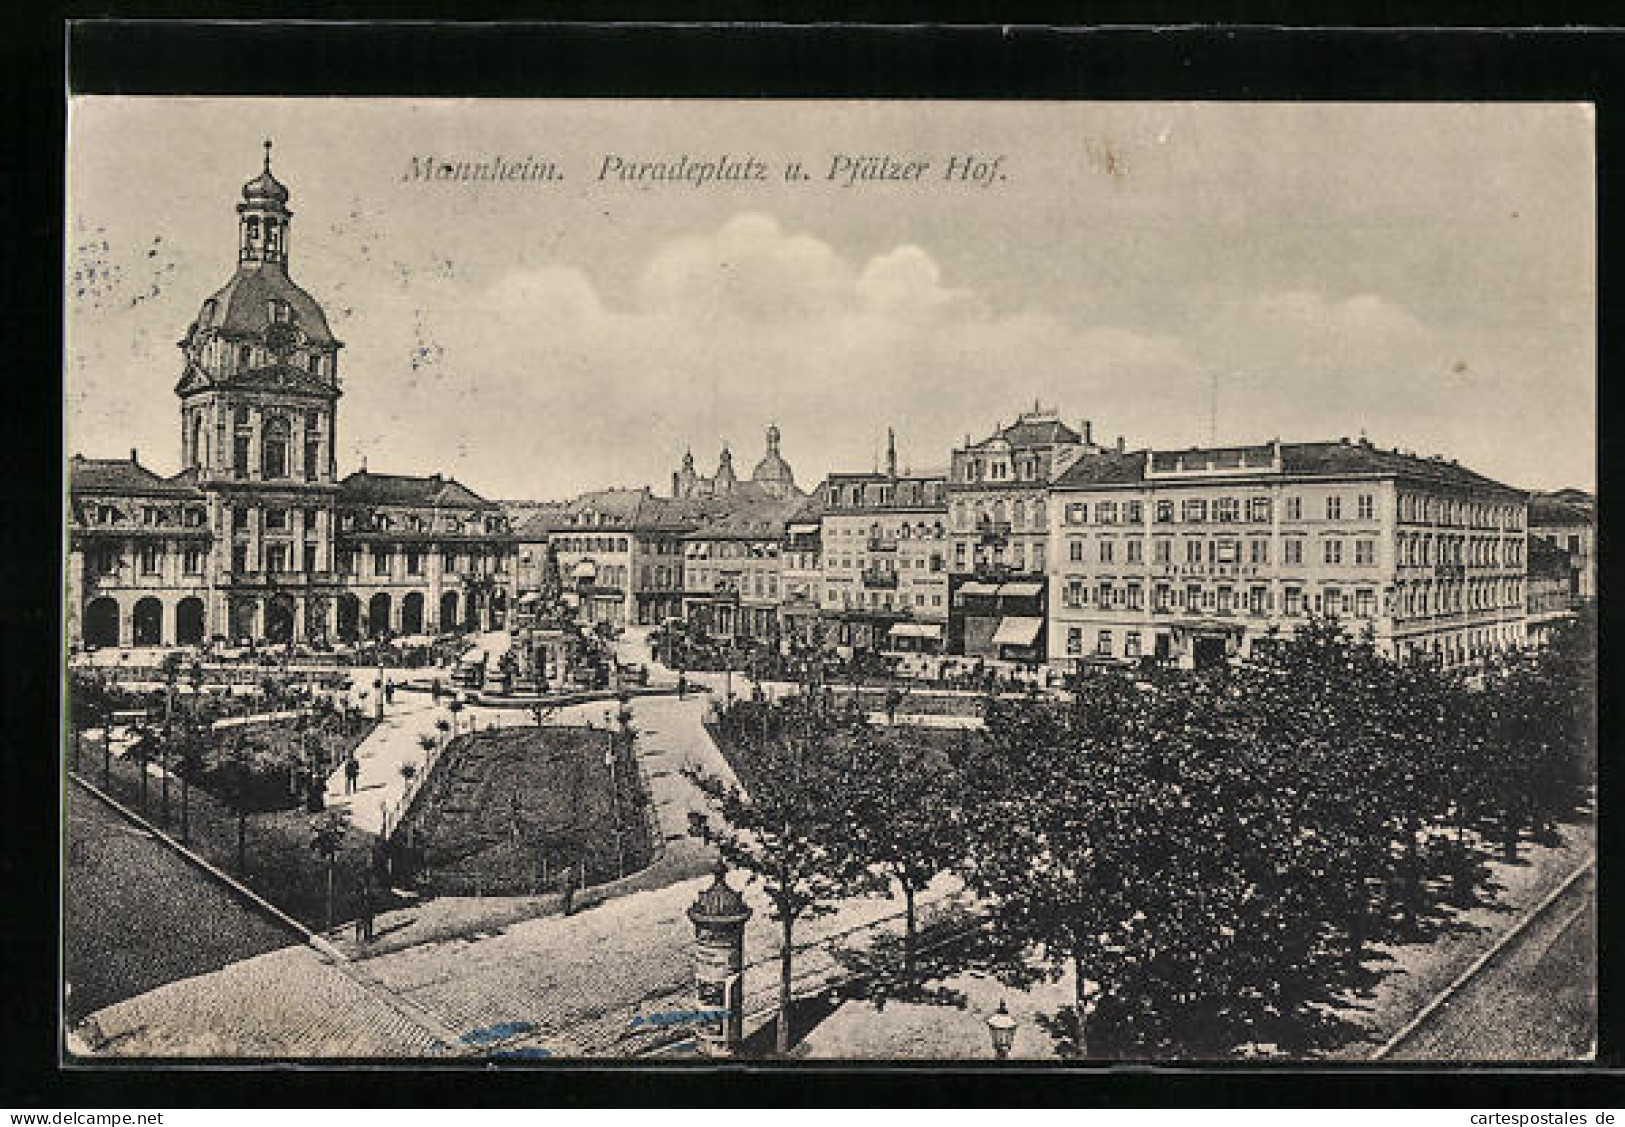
262, 415, 290, 479
190, 413, 204, 468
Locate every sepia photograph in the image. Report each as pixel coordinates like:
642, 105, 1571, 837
61, 96, 1596, 1064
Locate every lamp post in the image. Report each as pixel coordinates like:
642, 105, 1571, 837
986, 1000, 1017, 1060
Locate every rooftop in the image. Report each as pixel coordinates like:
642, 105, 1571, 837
338, 470, 494, 509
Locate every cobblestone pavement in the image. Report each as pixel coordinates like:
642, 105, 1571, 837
1385, 866, 1595, 1061
63, 782, 301, 1022
76, 943, 454, 1058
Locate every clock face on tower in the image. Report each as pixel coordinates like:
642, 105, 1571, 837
264, 321, 298, 358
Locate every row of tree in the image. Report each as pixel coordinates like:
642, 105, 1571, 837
688, 613, 1595, 1058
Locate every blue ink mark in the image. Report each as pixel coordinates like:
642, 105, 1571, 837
461, 1021, 537, 1045
489, 1046, 553, 1059
629, 1009, 727, 1028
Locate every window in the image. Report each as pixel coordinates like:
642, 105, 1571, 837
1248, 497, 1272, 523
1185, 583, 1202, 610
1097, 501, 1118, 525
1125, 631, 1142, 659
1155, 584, 1172, 611
1324, 587, 1343, 616
1358, 494, 1374, 520
1215, 497, 1240, 523
1065, 502, 1087, 525
1284, 587, 1303, 615
1185, 539, 1202, 565
1182, 499, 1207, 523
1248, 586, 1267, 615
1284, 539, 1303, 566
1067, 627, 1082, 656
1064, 579, 1086, 609
304, 437, 320, 480
1286, 497, 1303, 521
1126, 583, 1143, 610
1099, 539, 1115, 564
1154, 538, 1172, 564
1568, 534, 1581, 555
1097, 581, 1113, 608
232, 544, 248, 572
954, 542, 966, 568
373, 548, 390, 576
1127, 539, 1143, 565
1216, 586, 1233, 614
1326, 495, 1342, 520
1069, 539, 1084, 563
1324, 539, 1344, 565
1355, 539, 1375, 566
238, 344, 253, 369
1155, 500, 1174, 524
264, 508, 287, 531
261, 416, 290, 479
139, 544, 161, 575
183, 547, 203, 574
303, 544, 318, 574
1249, 539, 1269, 565
1126, 501, 1143, 524
406, 550, 422, 576
233, 434, 250, 478
1095, 630, 1113, 656
265, 544, 287, 574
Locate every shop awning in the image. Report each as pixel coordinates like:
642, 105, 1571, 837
999, 581, 1044, 598
888, 623, 944, 640
991, 616, 1043, 646
958, 581, 1000, 597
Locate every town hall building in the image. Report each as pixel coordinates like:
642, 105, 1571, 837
67, 144, 517, 650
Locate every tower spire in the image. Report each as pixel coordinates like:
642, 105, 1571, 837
264, 138, 273, 172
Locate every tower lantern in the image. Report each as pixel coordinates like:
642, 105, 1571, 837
238, 138, 293, 267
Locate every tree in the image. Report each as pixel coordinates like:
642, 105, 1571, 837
221, 735, 257, 873
174, 718, 209, 846
844, 729, 966, 983
310, 811, 348, 930
686, 692, 865, 1056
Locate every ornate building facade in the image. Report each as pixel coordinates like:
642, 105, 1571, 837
671, 426, 803, 501
67, 145, 516, 650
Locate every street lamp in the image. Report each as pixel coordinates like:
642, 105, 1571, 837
986, 1000, 1017, 1060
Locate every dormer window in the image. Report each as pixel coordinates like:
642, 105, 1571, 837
308, 354, 320, 375
269, 300, 291, 324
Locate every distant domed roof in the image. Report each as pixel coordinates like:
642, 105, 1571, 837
752, 424, 795, 486
752, 448, 794, 485
194, 264, 337, 346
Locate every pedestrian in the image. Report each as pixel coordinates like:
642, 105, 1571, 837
561, 866, 576, 917
344, 755, 360, 795
384, 681, 395, 705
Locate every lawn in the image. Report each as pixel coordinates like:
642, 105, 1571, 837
395, 724, 655, 896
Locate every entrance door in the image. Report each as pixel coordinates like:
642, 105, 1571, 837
1193, 635, 1227, 671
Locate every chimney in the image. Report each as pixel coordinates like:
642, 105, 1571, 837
885, 427, 898, 479
1083, 419, 1093, 445
130, 448, 138, 464
1115, 436, 1125, 454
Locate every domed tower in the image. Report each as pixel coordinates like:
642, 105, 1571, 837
713, 446, 737, 496
174, 142, 345, 644
751, 424, 799, 499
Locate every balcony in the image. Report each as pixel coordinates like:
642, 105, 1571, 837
975, 519, 1012, 545
862, 568, 900, 589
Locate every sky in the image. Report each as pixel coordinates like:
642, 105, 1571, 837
66, 99, 1596, 500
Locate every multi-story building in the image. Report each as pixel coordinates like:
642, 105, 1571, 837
1526, 535, 1579, 645
946, 406, 1111, 658
1529, 488, 1595, 604
1047, 437, 1530, 671
779, 491, 826, 647
682, 499, 801, 642
819, 433, 950, 654
67, 145, 515, 650
513, 489, 646, 628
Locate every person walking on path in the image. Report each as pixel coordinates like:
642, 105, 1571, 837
344, 755, 360, 795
